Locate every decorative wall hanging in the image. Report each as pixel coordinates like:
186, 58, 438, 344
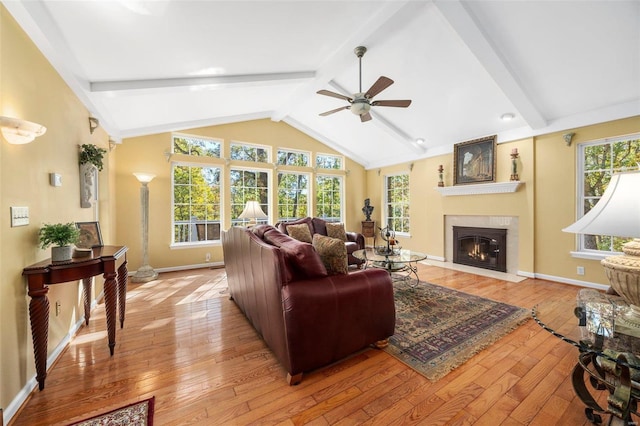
453, 135, 496, 185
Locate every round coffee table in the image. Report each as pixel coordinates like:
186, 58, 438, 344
352, 248, 427, 283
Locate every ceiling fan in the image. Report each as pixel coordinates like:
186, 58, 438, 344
317, 46, 411, 123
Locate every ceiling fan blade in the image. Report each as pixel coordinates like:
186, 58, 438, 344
372, 99, 412, 108
317, 89, 352, 102
365, 76, 394, 99
360, 112, 372, 122
319, 106, 350, 116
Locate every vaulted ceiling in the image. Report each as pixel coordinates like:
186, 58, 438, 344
5, 1, 639, 169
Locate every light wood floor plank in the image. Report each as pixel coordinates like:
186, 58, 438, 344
9, 264, 640, 425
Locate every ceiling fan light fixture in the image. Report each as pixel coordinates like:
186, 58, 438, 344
350, 99, 371, 116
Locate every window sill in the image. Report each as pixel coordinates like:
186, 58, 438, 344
569, 250, 620, 261
171, 241, 221, 249
435, 181, 522, 196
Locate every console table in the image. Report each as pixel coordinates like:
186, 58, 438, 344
22, 245, 128, 390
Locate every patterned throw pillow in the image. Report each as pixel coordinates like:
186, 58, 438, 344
312, 234, 348, 275
326, 223, 347, 242
287, 224, 313, 243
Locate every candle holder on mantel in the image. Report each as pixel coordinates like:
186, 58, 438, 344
438, 164, 444, 187
510, 148, 519, 181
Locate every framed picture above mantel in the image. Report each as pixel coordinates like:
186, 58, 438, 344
453, 135, 496, 185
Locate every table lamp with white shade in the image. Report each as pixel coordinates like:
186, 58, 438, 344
563, 170, 640, 336
238, 200, 267, 226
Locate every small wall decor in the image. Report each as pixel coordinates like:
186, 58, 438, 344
453, 135, 496, 185
79, 144, 107, 208
510, 148, 519, 181
438, 164, 444, 187
75, 221, 103, 248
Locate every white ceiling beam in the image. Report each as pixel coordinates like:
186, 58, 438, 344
434, 0, 548, 129
90, 71, 315, 93
270, 1, 425, 122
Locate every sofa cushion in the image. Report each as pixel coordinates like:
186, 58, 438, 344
312, 234, 348, 275
263, 228, 327, 281
279, 217, 314, 236
326, 222, 347, 242
287, 223, 313, 243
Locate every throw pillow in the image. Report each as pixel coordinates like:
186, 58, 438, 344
326, 222, 347, 242
312, 234, 348, 275
287, 223, 313, 243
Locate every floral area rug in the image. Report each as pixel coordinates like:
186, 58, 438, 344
385, 279, 529, 381
68, 396, 155, 425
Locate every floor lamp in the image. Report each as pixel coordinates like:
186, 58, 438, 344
132, 172, 158, 283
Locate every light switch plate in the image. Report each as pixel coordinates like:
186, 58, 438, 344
11, 206, 29, 227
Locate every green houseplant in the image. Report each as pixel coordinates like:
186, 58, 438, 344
79, 144, 107, 171
39, 222, 80, 261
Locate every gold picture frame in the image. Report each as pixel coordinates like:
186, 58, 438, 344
75, 221, 103, 248
453, 135, 497, 185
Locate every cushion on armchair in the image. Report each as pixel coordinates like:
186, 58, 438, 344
312, 234, 348, 275
326, 223, 347, 242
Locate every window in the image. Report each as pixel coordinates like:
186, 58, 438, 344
173, 164, 221, 244
277, 149, 310, 166
230, 142, 270, 163
316, 175, 343, 222
316, 153, 343, 170
277, 172, 309, 221
173, 134, 221, 158
230, 168, 270, 225
577, 134, 640, 253
385, 173, 410, 234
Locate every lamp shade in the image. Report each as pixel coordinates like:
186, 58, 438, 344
0, 116, 47, 144
238, 201, 267, 220
562, 170, 640, 238
133, 172, 155, 183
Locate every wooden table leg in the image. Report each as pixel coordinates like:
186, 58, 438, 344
82, 277, 92, 325
103, 271, 118, 356
117, 261, 128, 329
28, 291, 49, 390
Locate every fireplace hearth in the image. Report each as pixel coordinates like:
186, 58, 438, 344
453, 226, 507, 272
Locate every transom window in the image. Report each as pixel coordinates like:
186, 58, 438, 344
385, 173, 410, 234
277, 172, 309, 221
315, 175, 343, 222
277, 149, 310, 166
230, 142, 270, 163
230, 167, 270, 226
172, 164, 221, 244
577, 134, 640, 253
173, 134, 221, 158
316, 153, 343, 170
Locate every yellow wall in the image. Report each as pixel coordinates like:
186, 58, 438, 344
1, 6, 113, 412
114, 120, 366, 271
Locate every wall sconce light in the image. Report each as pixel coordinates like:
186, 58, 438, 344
88, 117, 100, 134
563, 132, 575, 146
0, 116, 47, 144
163, 150, 173, 162
109, 139, 118, 151
409, 163, 414, 172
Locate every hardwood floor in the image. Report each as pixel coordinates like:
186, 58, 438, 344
9, 264, 631, 425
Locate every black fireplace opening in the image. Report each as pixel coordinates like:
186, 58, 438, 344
453, 226, 507, 272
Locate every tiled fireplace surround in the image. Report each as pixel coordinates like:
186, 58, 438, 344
445, 215, 519, 275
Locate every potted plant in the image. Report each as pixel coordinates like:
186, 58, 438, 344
79, 144, 107, 171
39, 223, 80, 262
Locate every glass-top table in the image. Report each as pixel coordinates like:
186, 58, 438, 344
533, 289, 640, 425
352, 248, 427, 283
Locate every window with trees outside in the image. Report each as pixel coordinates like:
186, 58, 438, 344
385, 173, 410, 234
577, 134, 640, 253
316, 175, 343, 222
277, 149, 310, 166
173, 134, 221, 157
230, 168, 270, 226
172, 164, 221, 244
278, 172, 309, 221
230, 142, 270, 163
316, 153, 343, 170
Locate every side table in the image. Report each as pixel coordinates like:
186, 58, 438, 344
22, 245, 128, 390
361, 220, 376, 247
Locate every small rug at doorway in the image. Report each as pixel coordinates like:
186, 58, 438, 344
385, 279, 529, 382
68, 396, 155, 426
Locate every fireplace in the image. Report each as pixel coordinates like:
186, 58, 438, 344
453, 226, 507, 272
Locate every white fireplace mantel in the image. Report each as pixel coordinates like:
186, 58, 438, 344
435, 181, 523, 196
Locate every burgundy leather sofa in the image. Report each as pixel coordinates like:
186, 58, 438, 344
275, 216, 365, 267
222, 225, 395, 385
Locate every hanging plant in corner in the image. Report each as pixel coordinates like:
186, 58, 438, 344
79, 143, 107, 171
79, 144, 107, 208
39, 222, 80, 262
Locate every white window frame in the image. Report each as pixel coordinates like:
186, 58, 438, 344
316, 153, 344, 170
277, 171, 311, 222
172, 133, 222, 158
384, 172, 410, 236
315, 173, 344, 222
229, 141, 271, 163
229, 165, 271, 226
277, 148, 311, 167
